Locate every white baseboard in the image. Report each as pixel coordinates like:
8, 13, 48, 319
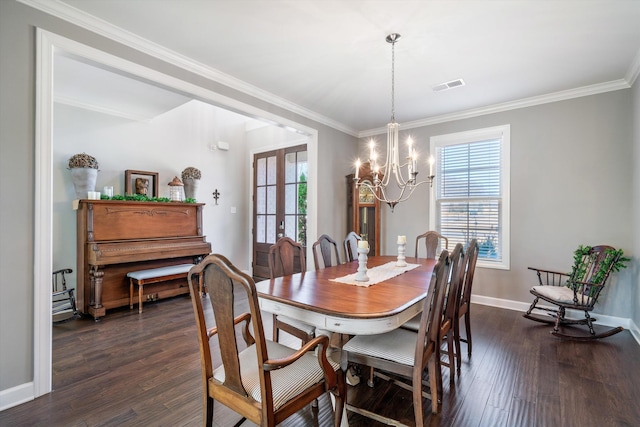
471, 294, 640, 346
0, 382, 34, 412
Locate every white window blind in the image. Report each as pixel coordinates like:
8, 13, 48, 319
430, 125, 510, 269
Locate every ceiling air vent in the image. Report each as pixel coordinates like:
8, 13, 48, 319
432, 78, 465, 92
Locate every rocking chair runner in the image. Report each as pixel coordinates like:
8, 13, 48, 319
523, 245, 626, 340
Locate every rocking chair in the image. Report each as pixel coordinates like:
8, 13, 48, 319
523, 245, 626, 340
52, 268, 78, 323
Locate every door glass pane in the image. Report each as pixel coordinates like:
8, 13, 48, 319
267, 156, 276, 185
256, 215, 265, 243
297, 182, 307, 214
297, 151, 308, 181
285, 152, 296, 183
285, 215, 295, 242
298, 214, 307, 245
257, 157, 266, 186
267, 186, 276, 214
256, 187, 265, 214
285, 183, 295, 214
266, 215, 276, 244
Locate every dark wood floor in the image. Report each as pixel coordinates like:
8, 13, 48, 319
2, 294, 639, 427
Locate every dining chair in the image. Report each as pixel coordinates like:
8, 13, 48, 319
268, 237, 316, 345
454, 238, 479, 371
400, 243, 464, 385
343, 231, 362, 262
187, 254, 346, 427
437, 243, 464, 385
340, 250, 451, 423
415, 231, 449, 259
312, 234, 341, 270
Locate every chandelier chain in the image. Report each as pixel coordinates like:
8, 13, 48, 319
390, 37, 395, 122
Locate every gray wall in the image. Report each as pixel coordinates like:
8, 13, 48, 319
0, 1, 356, 395
363, 90, 636, 319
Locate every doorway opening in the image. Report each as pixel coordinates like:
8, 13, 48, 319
35, 29, 318, 397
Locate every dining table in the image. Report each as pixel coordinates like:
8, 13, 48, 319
255, 255, 437, 336
255, 255, 437, 427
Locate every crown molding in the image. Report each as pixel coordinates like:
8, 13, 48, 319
626, 47, 640, 86
358, 79, 631, 138
19, 0, 359, 137
19, 0, 637, 141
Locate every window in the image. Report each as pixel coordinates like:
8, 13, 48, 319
430, 125, 510, 269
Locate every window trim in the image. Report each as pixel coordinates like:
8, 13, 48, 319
429, 125, 510, 270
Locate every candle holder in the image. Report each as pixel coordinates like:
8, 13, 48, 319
396, 242, 407, 267
355, 247, 370, 282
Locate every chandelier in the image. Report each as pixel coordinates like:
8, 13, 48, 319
353, 33, 434, 212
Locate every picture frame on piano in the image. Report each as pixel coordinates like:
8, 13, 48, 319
125, 170, 159, 197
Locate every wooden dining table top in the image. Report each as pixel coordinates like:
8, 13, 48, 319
254, 255, 436, 321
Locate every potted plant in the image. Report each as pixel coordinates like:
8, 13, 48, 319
181, 166, 201, 200
68, 153, 99, 199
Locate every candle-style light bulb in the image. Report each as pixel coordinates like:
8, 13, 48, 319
369, 139, 376, 162
429, 155, 435, 176
355, 159, 361, 180
412, 151, 418, 176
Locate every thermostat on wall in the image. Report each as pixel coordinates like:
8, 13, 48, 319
216, 141, 230, 151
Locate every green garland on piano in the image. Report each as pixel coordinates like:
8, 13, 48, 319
104, 194, 197, 203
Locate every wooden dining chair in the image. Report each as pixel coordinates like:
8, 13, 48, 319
415, 231, 449, 259
187, 254, 346, 427
268, 237, 316, 344
401, 243, 464, 385
437, 243, 465, 385
312, 234, 341, 270
343, 231, 362, 262
340, 250, 451, 423
454, 239, 479, 371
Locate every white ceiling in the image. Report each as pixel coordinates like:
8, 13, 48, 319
39, 0, 640, 135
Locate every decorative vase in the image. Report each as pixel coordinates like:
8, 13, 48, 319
70, 168, 98, 199
183, 178, 199, 199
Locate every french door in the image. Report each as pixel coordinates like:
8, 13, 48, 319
252, 144, 307, 279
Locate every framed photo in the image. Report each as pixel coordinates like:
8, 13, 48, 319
125, 170, 159, 197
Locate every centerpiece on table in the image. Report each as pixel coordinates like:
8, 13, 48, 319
68, 152, 99, 199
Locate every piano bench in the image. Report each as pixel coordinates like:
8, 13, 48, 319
127, 264, 195, 314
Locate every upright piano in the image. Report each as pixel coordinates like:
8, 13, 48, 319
76, 199, 212, 320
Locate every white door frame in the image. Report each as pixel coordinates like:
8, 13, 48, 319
34, 28, 318, 397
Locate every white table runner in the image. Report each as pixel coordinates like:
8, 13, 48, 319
330, 261, 420, 287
